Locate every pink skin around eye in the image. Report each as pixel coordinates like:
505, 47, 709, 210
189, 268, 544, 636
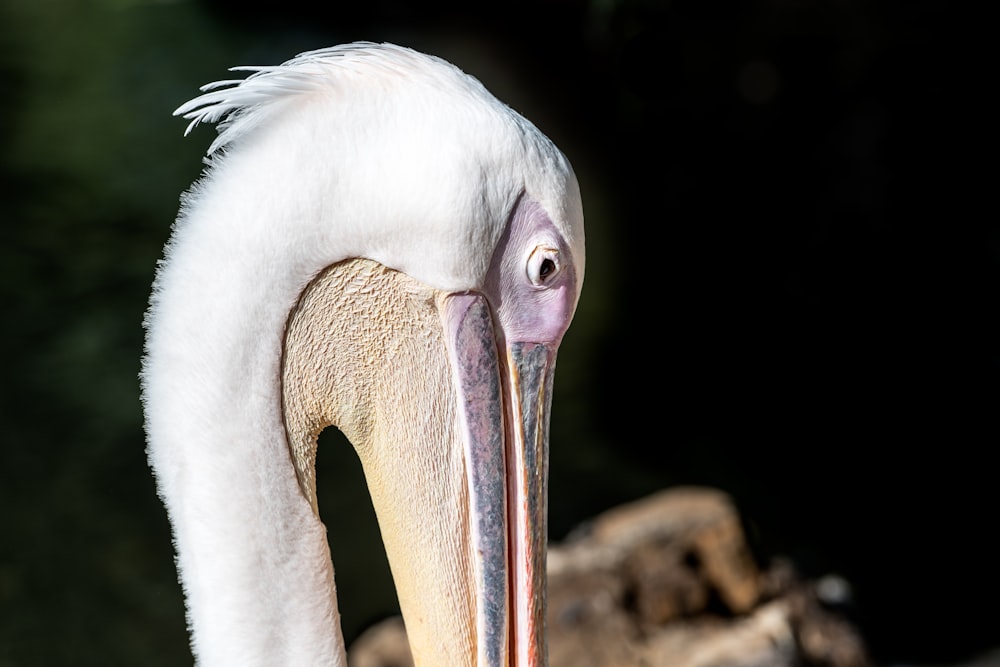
482, 196, 578, 345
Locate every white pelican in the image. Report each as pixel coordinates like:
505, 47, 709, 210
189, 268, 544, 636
141, 42, 585, 666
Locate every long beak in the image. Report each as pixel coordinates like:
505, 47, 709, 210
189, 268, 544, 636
282, 260, 559, 667
443, 293, 555, 667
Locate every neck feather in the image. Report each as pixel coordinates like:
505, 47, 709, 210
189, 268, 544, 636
142, 189, 348, 665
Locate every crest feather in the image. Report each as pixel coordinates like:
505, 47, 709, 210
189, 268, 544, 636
173, 42, 474, 155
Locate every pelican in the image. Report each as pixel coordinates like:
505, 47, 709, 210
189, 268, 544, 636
141, 43, 584, 666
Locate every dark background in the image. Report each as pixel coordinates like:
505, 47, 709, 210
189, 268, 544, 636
1, 1, 992, 665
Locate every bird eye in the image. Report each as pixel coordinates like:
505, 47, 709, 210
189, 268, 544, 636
527, 246, 560, 287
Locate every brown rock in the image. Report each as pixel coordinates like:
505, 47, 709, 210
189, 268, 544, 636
348, 617, 412, 667
348, 486, 871, 667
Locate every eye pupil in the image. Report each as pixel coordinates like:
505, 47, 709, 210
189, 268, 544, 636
527, 246, 560, 286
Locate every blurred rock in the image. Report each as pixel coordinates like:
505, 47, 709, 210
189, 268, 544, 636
348, 616, 412, 667
347, 486, 871, 667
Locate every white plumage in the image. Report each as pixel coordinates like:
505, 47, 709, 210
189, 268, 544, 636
142, 42, 584, 666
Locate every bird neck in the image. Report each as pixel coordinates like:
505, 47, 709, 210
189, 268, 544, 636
143, 192, 349, 665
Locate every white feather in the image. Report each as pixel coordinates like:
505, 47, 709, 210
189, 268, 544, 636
142, 42, 584, 665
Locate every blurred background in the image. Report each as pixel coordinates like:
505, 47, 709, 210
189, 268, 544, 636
1, 0, 992, 665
